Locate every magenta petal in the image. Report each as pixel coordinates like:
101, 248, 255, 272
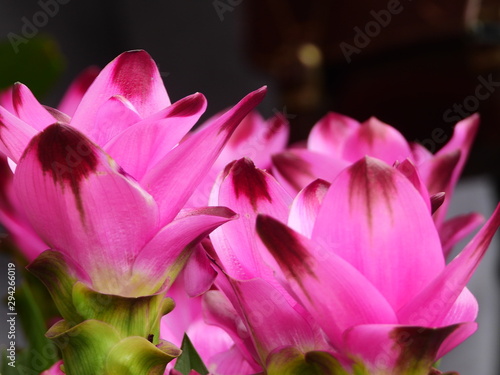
394, 159, 431, 212
90, 95, 142, 145
183, 242, 218, 297
0, 106, 37, 163
418, 151, 461, 226
203, 290, 260, 369
272, 149, 350, 196
257, 215, 397, 349
58, 66, 100, 117
398, 204, 500, 326
223, 276, 321, 363
210, 158, 292, 283
307, 112, 359, 157
209, 345, 259, 375
343, 117, 412, 164
104, 93, 207, 181
132, 207, 237, 292
217, 111, 289, 170
14, 124, 159, 295
343, 323, 470, 373
288, 179, 330, 238
12, 83, 57, 131
313, 157, 445, 310
71, 50, 170, 134
440, 212, 484, 258
141, 87, 266, 225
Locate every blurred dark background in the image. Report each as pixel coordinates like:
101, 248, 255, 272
0, 1, 499, 374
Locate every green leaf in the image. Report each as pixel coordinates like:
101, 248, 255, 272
0, 35, 64, 98
27, 250, 83, 325
174, 334, 209, 375
46, 319, 121, 375
71, 281, 174, 342
16, 280, 59, 372
105, 337, 181, 375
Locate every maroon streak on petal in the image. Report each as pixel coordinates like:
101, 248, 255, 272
110, 50, 158, 107
391, 325, 459, 374
264, 112, 286, 141
229, 158, 272, 210
272, 152, 314, 192
34, 123, 98, 216
256, 214, 315, 292
430, 192, 446, 215
423, 151, 461, 196
348, 157, 396, 230
168, 92, 206, 117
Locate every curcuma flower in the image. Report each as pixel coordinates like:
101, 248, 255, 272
0, 50, 267, 374
201, 156, 498, 375
272, 113, 484, 256
257, 157, 500, 375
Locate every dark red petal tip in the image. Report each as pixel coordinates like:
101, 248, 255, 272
169, 93, 206, 117
229, 158, 272, 210
256, 214, 314, 284
34, 124, 98, 206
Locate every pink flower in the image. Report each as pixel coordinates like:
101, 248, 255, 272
0, 50, 266, 271
187, 110, 289, 207
258, 158, 500, 374
203, 157, 499, 374
272, 113, 483, 256
0, 50, 267, 296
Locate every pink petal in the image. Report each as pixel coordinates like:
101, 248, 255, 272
343, 323, 471, 373
89, 95, 142, 145
288, 179, 330, 238
257, 215, 397, 349
394, 159, 431, 212
410, 141, 433, 164
58, 66, 100, 117
313, 157, 445, 311
41, 360, 65, 375
12, 83, 57, 131
418, 151, 461, 226
220, 275, 322, 363
272, 149, 350, 196
209, 345, 259, 375
71, 50, 170, 134
0, 87, 14, 113
210, 158, 292, 282
132, 207, 237, 293
183, 242, 218, 297
440, 212, 484, 258
436, 114, 479, 186
0, 105, 38, 162
104, 93, 207, 181
203, 290, 261, 369
343, 117, 412, 164
141, 87, 266, 225
307, 112, 359, 157
14, 123, 159, 295
217, 111, 289, 170
398, 204, 500, 326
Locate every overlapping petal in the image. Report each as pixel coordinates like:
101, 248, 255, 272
313, 157, 445, 311
15, 123, 159, 295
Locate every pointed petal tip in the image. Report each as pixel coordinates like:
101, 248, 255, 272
169, 93, 207, 117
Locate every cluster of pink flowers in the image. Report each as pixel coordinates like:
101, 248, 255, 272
0, 50, 498, 375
